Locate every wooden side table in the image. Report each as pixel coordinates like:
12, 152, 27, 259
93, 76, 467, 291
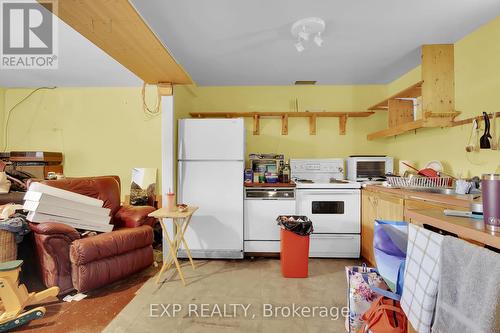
148, 206, 198, 286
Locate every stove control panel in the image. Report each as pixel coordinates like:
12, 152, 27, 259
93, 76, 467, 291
290, 159, 345, 180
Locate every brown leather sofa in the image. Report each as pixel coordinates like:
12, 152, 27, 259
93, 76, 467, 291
29, 176, 157, 294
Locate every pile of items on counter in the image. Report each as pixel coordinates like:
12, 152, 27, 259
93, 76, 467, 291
23, 182, 112, 232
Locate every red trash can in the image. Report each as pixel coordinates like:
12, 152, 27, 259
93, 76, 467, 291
280, 229, 310, 278
278, 215, 313, 278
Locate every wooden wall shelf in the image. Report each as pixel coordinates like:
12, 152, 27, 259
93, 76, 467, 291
367, 44, 457, 140
189, 111, 374, 136
368, 81, 423, 111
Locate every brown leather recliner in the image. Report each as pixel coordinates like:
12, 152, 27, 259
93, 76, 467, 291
29, 176, 157, 294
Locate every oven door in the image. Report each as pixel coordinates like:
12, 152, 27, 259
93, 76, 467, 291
296, 189, 360, 234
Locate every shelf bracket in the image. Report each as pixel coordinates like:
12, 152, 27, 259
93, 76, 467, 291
281, 114, 288, 135
253, 114, 260, 135
339, 115, 347, 135
309, 114, 317, 135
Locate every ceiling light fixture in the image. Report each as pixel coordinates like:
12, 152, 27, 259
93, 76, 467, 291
291, 17, 325, 52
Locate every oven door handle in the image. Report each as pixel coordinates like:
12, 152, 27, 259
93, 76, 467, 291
297, 189, 360, 196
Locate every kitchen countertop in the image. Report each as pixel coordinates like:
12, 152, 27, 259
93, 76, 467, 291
406, 209, 500, 249
363, 184, 479, 208
244, 182, 296, 187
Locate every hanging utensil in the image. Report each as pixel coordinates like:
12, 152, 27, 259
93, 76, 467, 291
479, 111, 491, 149
466, 119, 479, 152
491, 112, 498, 150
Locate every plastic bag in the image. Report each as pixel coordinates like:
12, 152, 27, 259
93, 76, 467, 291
276, 215, 313, 236
374, 220, 408, 297
345, 264, 390, 332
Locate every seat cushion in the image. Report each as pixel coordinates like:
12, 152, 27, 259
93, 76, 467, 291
70, 225, 153, 266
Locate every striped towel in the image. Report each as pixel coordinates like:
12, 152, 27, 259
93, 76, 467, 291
400, 224, 443, 333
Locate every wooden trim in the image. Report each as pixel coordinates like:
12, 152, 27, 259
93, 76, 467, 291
40, 0, 192, 84
189, 111, 374, 118
339, 115, 347, 135
368, 81, 423, 111
281, 114, 288, 135
253, 115, 260, 135
158, 83, 173, 96
309, 114, 317, 135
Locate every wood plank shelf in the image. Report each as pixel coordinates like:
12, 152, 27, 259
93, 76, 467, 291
368, 81, 423, 111
367, 120, 424, 140
189, 111, 374, 136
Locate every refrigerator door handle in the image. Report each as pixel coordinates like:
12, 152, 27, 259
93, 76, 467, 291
178, 162, 185, 200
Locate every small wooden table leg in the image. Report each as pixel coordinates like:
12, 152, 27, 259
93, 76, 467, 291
178, 216, 196, 270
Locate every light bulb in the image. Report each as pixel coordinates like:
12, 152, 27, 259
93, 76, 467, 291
298, 31, 309, 41
314, 33, 323, 47
295, 41, 304, 52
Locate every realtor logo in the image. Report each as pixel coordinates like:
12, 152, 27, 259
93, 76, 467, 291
1, 0, 58, 69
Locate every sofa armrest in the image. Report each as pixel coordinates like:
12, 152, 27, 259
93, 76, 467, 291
29, 222, 81, 294
29, 222, 81, 241
114, 205, 157, 228
70, 225, 154, 266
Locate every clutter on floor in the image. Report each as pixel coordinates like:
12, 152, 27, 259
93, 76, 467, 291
0, 204, 30, 263
62, 293, 88, 303
24, 182, 112, 232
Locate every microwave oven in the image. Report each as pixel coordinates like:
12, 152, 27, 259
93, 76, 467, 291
347, 156, 394, 181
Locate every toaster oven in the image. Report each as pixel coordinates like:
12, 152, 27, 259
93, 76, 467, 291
347, 156, 394, 181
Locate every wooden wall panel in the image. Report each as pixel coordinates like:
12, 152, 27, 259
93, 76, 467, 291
40, 0, 192, 84
421, 44, 454, 116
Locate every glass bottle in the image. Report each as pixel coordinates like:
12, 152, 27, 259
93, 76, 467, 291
282, 162, 290, 183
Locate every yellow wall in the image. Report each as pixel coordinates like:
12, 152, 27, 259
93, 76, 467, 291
0, 88, 5, 149
2, 88, 162, 198
174, 85, 388, 164
384, 17, 500, 177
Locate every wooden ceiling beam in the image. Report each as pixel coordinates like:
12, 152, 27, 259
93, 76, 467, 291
39, 0, 192, 85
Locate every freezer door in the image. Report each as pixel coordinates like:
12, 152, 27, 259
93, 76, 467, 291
178, 118, 245, 161
178, 160, 244, 258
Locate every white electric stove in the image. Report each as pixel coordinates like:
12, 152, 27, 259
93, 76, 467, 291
291, 159, 361, 258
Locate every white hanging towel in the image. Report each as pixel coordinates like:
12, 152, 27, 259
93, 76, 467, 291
400, 224, 443, 333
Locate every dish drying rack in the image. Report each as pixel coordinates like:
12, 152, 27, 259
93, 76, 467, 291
386, 176, 454, 189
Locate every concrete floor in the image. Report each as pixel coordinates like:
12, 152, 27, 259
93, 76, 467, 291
104, 258, 360, 333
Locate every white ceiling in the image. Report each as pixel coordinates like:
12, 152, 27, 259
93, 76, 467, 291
131, 0, 500, 86
0, 3, 141, 88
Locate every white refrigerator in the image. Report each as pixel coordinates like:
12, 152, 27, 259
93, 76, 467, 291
177, 118, 245, 259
